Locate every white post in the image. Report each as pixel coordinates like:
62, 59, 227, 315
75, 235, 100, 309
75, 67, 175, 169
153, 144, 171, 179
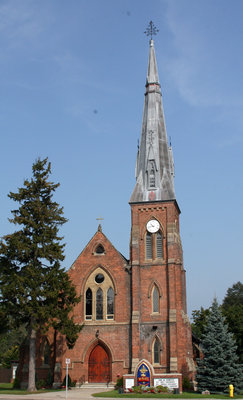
65, 359, 70, 400
66, 363, 68, 400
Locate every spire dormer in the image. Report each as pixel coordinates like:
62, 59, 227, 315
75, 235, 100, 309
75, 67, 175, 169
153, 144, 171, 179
130, 39, 175, 204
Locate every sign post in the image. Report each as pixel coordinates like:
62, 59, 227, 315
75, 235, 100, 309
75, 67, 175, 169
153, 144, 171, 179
65, 358, 70, 400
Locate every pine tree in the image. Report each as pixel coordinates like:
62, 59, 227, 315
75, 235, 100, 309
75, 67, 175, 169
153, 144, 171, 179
196, 299, 243, 393
0, 158, 81, 391
222, 282, 243, 363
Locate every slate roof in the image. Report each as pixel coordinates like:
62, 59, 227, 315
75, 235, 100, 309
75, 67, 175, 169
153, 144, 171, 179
130, 39, 175, 203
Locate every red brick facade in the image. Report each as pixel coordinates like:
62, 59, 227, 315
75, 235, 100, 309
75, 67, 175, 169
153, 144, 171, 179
18, 199, 194, 388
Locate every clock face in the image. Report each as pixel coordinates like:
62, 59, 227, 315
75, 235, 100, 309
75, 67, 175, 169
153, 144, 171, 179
146, 219, 160, 233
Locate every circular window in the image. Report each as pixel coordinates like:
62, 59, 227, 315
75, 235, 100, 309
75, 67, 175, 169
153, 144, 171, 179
95, 273, 104, 284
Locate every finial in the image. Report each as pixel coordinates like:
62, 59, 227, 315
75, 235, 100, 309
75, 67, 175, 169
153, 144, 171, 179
96, 216, 104, 232
144, 21, 159, 40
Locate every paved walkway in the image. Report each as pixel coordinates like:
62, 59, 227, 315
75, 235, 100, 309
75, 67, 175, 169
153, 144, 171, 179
0, 390, 242, 400
0, 387, 110, 400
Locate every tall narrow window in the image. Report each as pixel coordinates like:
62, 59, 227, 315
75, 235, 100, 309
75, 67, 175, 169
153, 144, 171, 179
107, 287, 114, 319
148, 160, 156, 188
149, 167, 155, 187
86, 288, 92, 320
153, 338, 160, 364
96, 288, 103, 320
152, 286, 159, 313
156, 231, 163, 258
43, 340, 50, 365
146, 232, 152, 259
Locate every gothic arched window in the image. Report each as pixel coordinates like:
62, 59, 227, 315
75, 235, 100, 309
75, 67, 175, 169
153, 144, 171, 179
153, 338, 160, 364
156, 231, 163, 258
95, 244, 105, 254
152, 285, 159, 313
84, 268, 115, 321
43, 339, 50, 365
107, 287, 114, 319
96, 288, 103, 320
146, 232, 152, 259
86, 288, 92, 320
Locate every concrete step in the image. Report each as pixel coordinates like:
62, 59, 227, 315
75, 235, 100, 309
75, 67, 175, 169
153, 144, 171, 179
80, 382, 114, 389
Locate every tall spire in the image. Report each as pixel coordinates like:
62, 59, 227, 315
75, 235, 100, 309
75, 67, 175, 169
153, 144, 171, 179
130, 38, 175, 203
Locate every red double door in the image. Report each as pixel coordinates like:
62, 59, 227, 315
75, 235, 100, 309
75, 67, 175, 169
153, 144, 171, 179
88, 345, 110, 383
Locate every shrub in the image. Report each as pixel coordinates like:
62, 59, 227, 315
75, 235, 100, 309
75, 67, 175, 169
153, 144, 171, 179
115, 376, 123, 389
13, 377, 20, 389
156, 385, 169, 393
36, 379, 45, 390
183, 376, 193, 391
62, 374, 72, 387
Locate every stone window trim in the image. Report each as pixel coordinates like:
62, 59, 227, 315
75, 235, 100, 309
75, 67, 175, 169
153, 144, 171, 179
84, 266, 116, 322
81, 264, 117, 297
151, 336, 162, 366
40, 337, 51, 366
148, 280, 162, 299
142, 220, 164, 261
92, 242, 106, 255
152, 285, 160, 313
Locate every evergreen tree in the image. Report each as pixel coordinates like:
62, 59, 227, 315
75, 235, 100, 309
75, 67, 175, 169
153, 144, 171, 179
191, 307, 210, 339
222, 282, 243, 363
0, 158, 81, 391
196, 299, 243, 393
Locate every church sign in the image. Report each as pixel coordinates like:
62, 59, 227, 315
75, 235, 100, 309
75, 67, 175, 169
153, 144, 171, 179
154, 378, 179, 389
137, 363, 150, 387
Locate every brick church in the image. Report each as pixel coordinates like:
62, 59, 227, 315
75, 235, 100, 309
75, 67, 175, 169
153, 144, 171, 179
19, 37, 194, 391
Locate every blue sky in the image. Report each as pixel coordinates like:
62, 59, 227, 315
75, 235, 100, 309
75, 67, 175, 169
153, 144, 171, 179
0, 0, 242, 317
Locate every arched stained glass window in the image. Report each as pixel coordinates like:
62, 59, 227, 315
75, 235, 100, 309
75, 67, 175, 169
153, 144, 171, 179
84, 268, 115, 321
96, 288, 103, 320
153, 338, 160, 364
86, 288, 92, 320
146, 232, 152, 259
156, 231, 163, 258
107, 287, 114, 319
153, 286, 159, 313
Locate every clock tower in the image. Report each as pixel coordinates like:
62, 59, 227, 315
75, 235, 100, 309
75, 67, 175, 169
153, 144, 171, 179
129, 38, 194, 378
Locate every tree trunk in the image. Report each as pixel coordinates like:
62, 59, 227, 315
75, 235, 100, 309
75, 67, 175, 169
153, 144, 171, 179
28, 327, 37, 391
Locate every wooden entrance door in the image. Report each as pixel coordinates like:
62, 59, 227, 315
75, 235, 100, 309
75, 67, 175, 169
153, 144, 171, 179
88, 344, 110, 383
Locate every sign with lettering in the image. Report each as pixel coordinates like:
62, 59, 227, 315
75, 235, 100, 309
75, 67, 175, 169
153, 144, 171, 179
137, 363, 150, 386
125, 379, 134, 389
65, 358, 70, 365
154, 378, 179, 389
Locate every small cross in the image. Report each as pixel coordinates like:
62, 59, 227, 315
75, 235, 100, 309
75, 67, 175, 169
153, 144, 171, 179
144, 21, 159, 40
96, 216, 104, 225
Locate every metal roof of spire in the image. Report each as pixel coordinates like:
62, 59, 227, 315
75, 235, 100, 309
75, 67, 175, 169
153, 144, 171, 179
129, 35, 175, 203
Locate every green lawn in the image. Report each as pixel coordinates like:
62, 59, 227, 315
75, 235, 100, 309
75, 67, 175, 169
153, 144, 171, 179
0, 383, 62, 395
92, 390, 243, 399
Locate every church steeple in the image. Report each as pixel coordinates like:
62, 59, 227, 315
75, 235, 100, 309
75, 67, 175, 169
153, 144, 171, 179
130, 39, 175, 203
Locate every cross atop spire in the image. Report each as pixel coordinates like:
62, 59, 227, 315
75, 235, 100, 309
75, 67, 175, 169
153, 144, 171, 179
144, 21, 159, 40
96, 216, 104, 232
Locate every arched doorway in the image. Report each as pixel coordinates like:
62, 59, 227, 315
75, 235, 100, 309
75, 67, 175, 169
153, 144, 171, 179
88, 344, 111, 383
